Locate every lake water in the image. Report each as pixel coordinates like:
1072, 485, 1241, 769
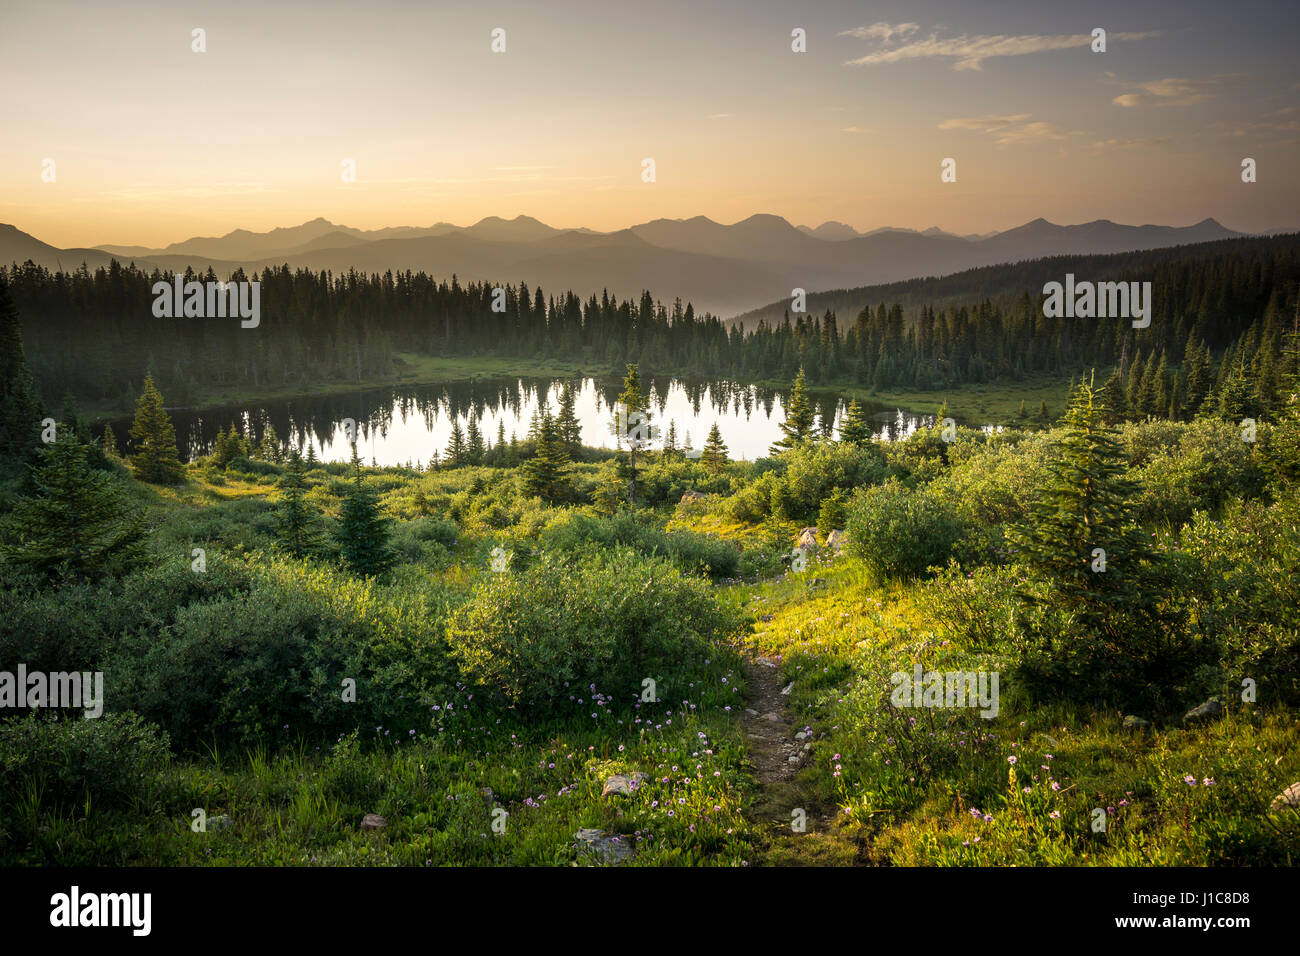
107, 376, 936, 467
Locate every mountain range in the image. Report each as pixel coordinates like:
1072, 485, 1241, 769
0, 213, 1259, 317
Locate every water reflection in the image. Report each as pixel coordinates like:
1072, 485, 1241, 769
106, 376, 937, 467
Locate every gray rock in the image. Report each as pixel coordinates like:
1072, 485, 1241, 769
825, 529, 845, 552
360, 813, 387, 831
1122, 715, 1151, 731
795, 527, 819, 551
208, 814, 233, 832
1183, 698, 1224, 724
788, 755, 800, 765
781, 682, 795, 696
1270, 782, 1300, 810
576, 828, 634, 864
601, 772, 649, 797
794, 731, 807, 741
762, 712, 781, 723
1037, 733, 1060, 748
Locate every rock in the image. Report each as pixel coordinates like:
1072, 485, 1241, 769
575, 828, 634, 864
744, 708, 759, 716
360, 813, 387, 832
1271, 782, 1300, 810
1183, 697, 1224, 725
480, 786, 496, 806
601, 772, 649, 797
679, 490, 707, 505
803, 742, 812, 752
1037, 733, 1060, 748
756, 655, 779, 668
795, 527, 819, 551
762, 712, 781, 723
788, 755, 800, 765
825, 529, 845, 552
208, 814, 233, 832
1121, 715, 1151, 731
795, 731, 807, 741
781, 681, 795, 696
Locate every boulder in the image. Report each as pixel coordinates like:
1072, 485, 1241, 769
575, 828, 634, 864
1271, 782, 1300, 810
360, 813, 387, 832
781, 681, 795, 696
1121, 715, 1151, 731
601, 772, 649, 797
679, 490, 707, 505
1183, 697, 1224, 725
825, 529, 845, 552
796, 527, 819, 551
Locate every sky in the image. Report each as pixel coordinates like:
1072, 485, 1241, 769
1, 0, 1297, 248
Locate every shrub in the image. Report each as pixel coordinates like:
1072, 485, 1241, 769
845, 479, 968, 580
0, 712, 170, 814
447, 549, 740, 714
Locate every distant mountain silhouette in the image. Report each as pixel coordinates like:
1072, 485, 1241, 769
0, 213, 1248, 317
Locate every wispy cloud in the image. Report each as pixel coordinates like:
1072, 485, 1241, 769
842, 24, 1160, 70
840, 126, 873, 134
1111, 74, 1241, 107
939, 114, 1077, 144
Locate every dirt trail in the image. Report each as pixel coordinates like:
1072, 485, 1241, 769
739, 651, 867, 865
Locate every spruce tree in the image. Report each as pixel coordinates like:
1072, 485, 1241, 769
335, 444, 395, 577
616, 363, 649, 503
102, 423, 119, 458
275, 448, 319, 557
129, 375, 184, 483
838, 398, 870, 444
522, 407, 571, 503
0, 431, 145, 582
1009, 376, 1153, 610
771, 367, 815, 454
0, 277, 41, 473
700, 422, 729, 474
556, 382, 582, 455
466, 416, 484, 465
447, 421, 466, 466
259, 423, 283, 463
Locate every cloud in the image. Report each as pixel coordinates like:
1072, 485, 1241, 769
841, 25, 1160, 70
707, 112, 735, 119
940, 114, 1077, 144
1090, 137, 1171, 149
838, 22, 919, 43
840, 126, 873, 133
1111, 74, 1240, 107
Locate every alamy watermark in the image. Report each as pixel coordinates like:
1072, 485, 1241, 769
890, 664, 999, 718
1042, 274, 1151, 329
152, 277, 260, 328
0, 665, 103, 717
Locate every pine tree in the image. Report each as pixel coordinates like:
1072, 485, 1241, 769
0, 431, 145, 582
1009, 376, 1153, 610
129, 375, 184, 484
335, 444, 395, 578
616, 364, 649, 503
700, 423, 728, 474
466, 416, 484, 465
305, 443, 319, 467
1036, 400, 1050, 422
556, 382, 582, 455
212, 424, 240, 468
1181, 336, 1212, 418
663, 420, 679, 458
0, 277, 41, 473
102, 423, 119, 458
275, 448, 319, 557
838, 398, 870, 444
447, 421, 466, 466
259, 423, 283, 463
771, 367, 815, 454
522, 407, 571, 503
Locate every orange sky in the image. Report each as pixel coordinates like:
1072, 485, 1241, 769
2, 0, 1296, 248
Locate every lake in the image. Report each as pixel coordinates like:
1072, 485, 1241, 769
107, 375, 938, 467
